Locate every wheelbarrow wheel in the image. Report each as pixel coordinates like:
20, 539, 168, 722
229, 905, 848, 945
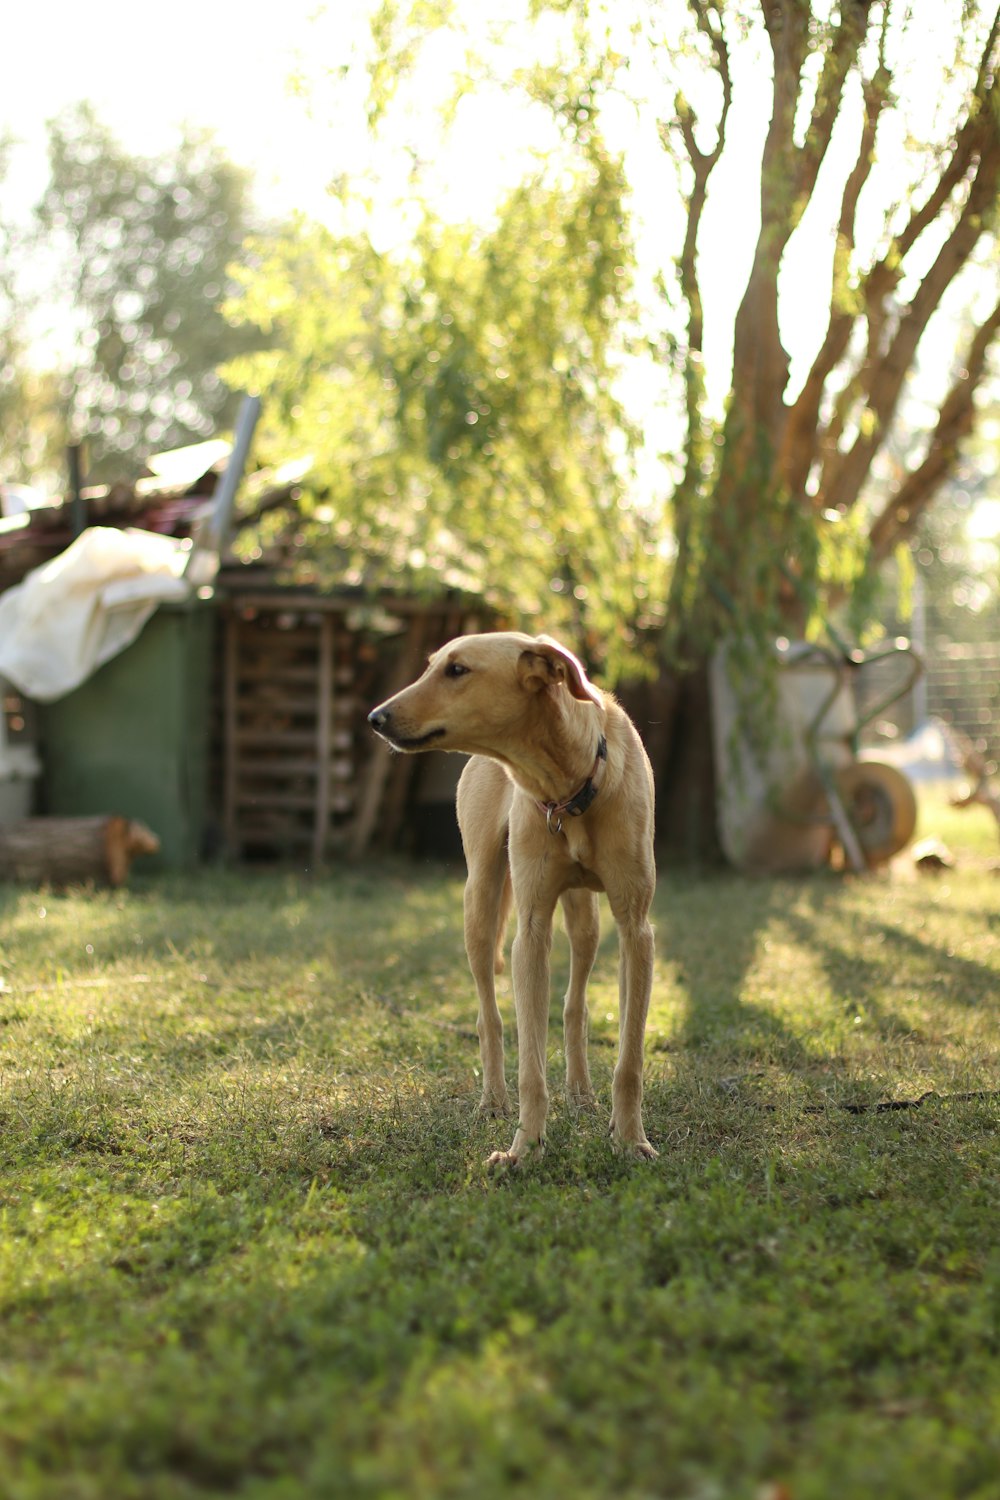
832, 761, 918, 867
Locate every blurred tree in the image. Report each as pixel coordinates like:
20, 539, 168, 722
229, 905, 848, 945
225, 151, 664, 672
362, 0, 1000, 856
37, 104, 269, 482
0, 137, 64, 488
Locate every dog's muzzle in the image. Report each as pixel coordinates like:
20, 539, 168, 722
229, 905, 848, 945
367, 707, 445, 750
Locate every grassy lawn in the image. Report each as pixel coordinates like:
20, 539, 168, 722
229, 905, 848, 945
1, 788, 998, 1499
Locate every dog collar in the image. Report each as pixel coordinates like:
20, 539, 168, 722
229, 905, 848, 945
539, 736, 608, 835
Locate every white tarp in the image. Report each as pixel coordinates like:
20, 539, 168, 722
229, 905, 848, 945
0, 526, 191, 702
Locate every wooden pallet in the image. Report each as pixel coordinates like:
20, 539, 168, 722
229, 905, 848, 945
220, 595, 483, 863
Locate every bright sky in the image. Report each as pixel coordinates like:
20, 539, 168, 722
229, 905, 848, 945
2, 0, 347, 222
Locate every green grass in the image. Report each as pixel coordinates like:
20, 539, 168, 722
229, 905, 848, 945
1, 787, 998, 1499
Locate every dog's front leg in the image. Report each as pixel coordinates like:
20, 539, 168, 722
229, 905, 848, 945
463, 858, 512, 1116
487, 902, 555, 1169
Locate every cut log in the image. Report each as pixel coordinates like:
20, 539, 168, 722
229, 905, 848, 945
0, 816, 160, 887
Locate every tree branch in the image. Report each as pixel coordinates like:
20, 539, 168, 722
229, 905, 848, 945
794, 1, 874, 217
893, 8, 1000, 266
819, 124, 1000, 514
669, 0, 732, 362
780, 52, 890, 497
802, 11, 1000, 514
868, 295, 1000, 561
844, 10, 1000, 382
727, 0, 810, 437
666, 0, 732, 620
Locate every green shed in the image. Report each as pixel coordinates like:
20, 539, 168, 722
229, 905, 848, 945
39, 601, 215, 869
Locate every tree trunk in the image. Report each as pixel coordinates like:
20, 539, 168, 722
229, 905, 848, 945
621, 656, 723, 867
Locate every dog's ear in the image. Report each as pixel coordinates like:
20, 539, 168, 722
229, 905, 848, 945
518, 638, 602, 706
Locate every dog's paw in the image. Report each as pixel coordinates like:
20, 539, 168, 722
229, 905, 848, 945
609, 1121, 658, 1160
485, 1149, 521, 1173
567, 1082, 598, 1112
476, 1090, 512, 1119
486, 1128, 544, 1173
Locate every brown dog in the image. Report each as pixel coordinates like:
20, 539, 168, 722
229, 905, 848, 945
368, 631, 657, 1166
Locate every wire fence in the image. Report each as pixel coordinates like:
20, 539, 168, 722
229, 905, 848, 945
854, 600, 999, 773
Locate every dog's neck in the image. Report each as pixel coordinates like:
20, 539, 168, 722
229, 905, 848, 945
500, 693, 607, 809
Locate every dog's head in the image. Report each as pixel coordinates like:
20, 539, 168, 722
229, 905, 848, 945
367, 631, 602, 755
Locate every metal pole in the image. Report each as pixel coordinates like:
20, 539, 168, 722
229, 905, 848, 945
911, 570, 928, 729
67, 443, 87, 538
202, 394, 261, 557
184, 394, 262, 587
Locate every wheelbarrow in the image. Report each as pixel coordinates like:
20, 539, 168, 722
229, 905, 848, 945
788, 637, 923, 871
710, 636, 923, 874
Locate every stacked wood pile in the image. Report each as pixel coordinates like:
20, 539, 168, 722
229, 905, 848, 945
220, 593, 488, 864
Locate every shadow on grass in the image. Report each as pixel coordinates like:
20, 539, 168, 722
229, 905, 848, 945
6, 861, 998, 1190
867, 916, 1000, 1008
654, 871, 809, 1063
6, 1054, 1000, 1499
779, 884, 1000, 1031
1, 1078, 747, 1497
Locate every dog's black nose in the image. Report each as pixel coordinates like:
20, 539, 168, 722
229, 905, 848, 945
368, 708, 390, 731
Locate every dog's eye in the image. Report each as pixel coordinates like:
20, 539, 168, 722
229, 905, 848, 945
443, 661, 470, 679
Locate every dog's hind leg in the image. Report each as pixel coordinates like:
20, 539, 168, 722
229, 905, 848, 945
494, 863, 513, 976
605, 876, 657, 1160
560, 888, 599, 1108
